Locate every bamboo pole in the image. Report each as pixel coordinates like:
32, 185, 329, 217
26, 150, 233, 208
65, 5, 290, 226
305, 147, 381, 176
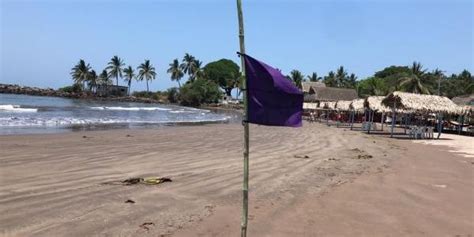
350, 110, 355, 130
236, 1, 249, 236
326, 109, 329, 126
381, 112, 384, 131
459, 115, 464, 135
437, 113, 443, 139
367, 109, 372, 134
391, 101, 396, 138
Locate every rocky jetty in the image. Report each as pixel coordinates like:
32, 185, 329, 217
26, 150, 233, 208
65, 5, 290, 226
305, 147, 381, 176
0, 84, 163, 104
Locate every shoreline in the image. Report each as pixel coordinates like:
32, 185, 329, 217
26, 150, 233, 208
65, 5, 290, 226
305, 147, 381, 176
0, 84, 167, 104
0, 84, 244, 111
1, 123, 472, 236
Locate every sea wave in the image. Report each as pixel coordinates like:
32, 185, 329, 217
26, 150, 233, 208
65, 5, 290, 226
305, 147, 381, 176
0, 105, 38, 113
89, 106, 171, 111
0, 116, 230, 127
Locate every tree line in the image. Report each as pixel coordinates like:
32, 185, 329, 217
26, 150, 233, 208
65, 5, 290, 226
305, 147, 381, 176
70, 56, 473, 106
69, 53, 242, 106
287, 62, 473, 99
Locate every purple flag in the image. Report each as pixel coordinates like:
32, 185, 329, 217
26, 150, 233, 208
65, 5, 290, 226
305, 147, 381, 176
241, 53, 303, 127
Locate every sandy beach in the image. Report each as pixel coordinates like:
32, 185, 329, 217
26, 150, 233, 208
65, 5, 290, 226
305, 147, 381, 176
0, 123, 473, 237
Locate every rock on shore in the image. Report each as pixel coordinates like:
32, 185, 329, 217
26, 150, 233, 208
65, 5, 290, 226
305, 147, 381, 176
0, 84, 163, 104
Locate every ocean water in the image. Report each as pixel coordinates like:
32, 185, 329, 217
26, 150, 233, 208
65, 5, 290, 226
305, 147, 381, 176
0, 94, 234, 134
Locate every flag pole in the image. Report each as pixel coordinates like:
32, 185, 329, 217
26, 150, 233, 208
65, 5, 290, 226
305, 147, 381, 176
236, 0, 250, 236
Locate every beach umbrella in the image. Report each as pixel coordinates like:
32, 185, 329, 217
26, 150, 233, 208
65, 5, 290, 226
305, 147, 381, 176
236, 1, 304, 235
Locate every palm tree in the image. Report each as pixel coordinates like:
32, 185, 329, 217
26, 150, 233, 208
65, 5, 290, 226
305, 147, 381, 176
167, 59, 184, 88
137, 60, 156, 92
70, 59, 91, 90
307, 72, 320, 82
432, 68, 444, 95
323, 71, 336, 87
180, 53, 196, 80
399, 61, 430, 94
290, 70, 304, 89
335, 66, 348, 88
191, 59, 204, 81
87, 70, 98, 93
123, 66, 135, 95
346, 73, 357, 88
106, 56, 125, 86
99, 69, 111, 86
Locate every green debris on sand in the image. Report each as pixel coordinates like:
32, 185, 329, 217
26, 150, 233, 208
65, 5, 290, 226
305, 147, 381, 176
103, 177, 172, 186
349, 148, 374, 159
122, 177, 172, 185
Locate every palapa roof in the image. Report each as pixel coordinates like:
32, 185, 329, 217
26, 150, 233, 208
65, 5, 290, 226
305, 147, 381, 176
350, 99, 365, 112
302, 81, 326, 93
304, 87, 358, 102
364, 96, 392, 113
382, 91, 464, 115
323, 101, 337, 110
336, 100, 352, 111
303, 102, 318, 110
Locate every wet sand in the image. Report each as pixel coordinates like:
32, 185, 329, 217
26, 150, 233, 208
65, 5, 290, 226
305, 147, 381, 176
0, 123, 472, 236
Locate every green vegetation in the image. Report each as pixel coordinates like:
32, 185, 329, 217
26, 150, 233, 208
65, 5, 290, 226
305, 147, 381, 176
203, 59, 240, 96
178, 79, 221, 106
106, 56, 125, 86
137, 60, 156, 92
167, 59, 184, 88
58, 84, 82, 93
289, 70, 304, 89
307, 72, 321, 82
70, 54, 472, 107
296, 62, 472, 99
354, 62, 473, 98
123, 66, 135, 95
70, 59, 91, 90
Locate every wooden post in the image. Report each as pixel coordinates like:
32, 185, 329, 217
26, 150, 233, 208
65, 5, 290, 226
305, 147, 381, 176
391, 101, 396, 138
403, 114, 407, 134
350, 110, 355, 130
459, 115, 464, 135
236, 1, 249, 236
367, 110, 372, 134
437, 113, 443, 139
326, 109, 329, 126
381, 112, 384, 131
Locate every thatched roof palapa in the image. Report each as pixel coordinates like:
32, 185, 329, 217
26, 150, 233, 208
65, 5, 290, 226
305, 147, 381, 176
336, 100, 352, 111
304, 87, 358, 102
382, 91, 464, 115
302, 81, 326, 93
303, 102, 318, 110
364, 96, 392, 113
323, 101, 337, 110
350, 99, 365, 112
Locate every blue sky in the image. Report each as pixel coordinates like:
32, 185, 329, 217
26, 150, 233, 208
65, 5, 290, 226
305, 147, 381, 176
1, 0, 473, 92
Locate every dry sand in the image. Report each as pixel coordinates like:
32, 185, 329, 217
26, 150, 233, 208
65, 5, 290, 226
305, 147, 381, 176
0, 123, 472, 236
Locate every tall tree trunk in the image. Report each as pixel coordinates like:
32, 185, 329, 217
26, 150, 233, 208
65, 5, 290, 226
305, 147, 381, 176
116, 75, 118, 86
178, 80, 181, 89
146, 80, 149, 92
128, 81, 131, 96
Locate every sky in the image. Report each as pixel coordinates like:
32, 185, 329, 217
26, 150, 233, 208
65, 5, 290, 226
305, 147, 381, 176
1, 0, 473, 92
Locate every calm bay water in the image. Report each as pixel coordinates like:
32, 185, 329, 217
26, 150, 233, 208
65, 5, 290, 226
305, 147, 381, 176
0, 94, 234, 134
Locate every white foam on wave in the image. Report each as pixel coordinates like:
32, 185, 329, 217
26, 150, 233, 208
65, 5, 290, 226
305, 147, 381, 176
90, 106, 171, 111
0, 105, 38, 113
0, 116, 230, 127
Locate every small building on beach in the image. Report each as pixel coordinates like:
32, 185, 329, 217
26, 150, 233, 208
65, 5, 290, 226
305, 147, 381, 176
96, 85, 129, 97
304, 87, 358, 105
301, 81, 326, 94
